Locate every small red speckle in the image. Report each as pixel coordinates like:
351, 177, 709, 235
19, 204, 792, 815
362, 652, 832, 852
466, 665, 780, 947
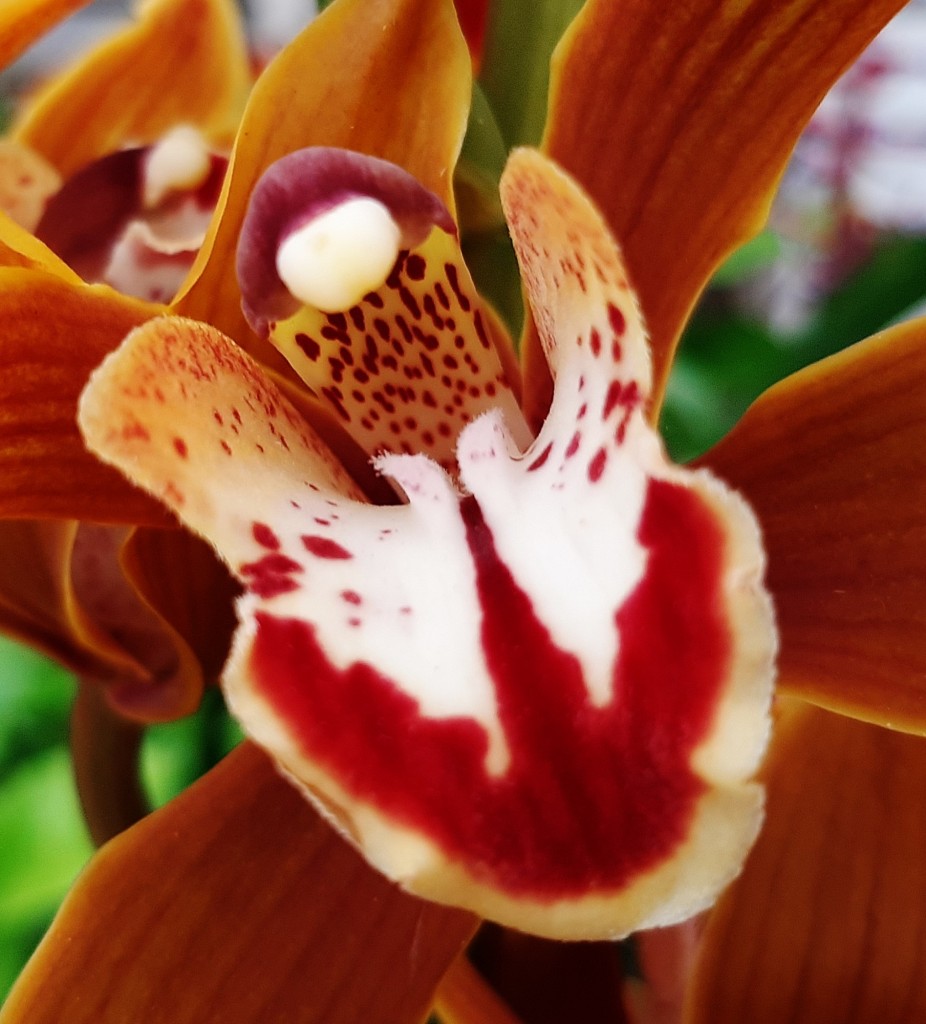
252, 522, 281, 550
608, 302, 626, 337
527, 442, 553, 472
588, 448, 608, 482
348, 617, 362, 627
405, 254, 426, 280
612, 340, 623, 361
301, 333, 325, 362
173, 437, 188, 458
342, 590, 362, 605
565, 432, 581, 458
302, 536, 353, 560
220, 440, 233, 455
239, 553, 302, 598
590, 329, 602, 357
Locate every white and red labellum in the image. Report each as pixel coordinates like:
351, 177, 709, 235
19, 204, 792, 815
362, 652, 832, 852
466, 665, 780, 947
80, 148, 776, 940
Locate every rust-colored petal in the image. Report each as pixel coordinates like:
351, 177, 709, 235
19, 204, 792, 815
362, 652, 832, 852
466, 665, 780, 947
121, 525, 238, 693
0, 520, 200, 722
174, 0, 471, 362
687, 699, 926, 1023
0, 0, 93, 68
12, 0, 249, 178
434, 955, 523, 1024
0, 209, 80, 279
0, 140, 61, 232
0, 267, 167, 524
0, 742, 477, 1024
541, 0, 908, 414
703, 317, 926, 732
0, 519, 95, 672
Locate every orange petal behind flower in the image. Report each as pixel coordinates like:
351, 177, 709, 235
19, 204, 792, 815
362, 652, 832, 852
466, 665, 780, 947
704, 316, 926, 733
541, 0, 909, 414
12, 0, 249, 178
175, 0, 472, 361
688, 699, 926, 1023
0, 0, 93, 68
0, 743, 476, 1024
0, 268, 166, 523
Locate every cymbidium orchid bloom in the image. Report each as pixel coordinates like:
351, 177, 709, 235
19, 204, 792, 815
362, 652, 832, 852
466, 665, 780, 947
78, 143, 776, 940
2, 0, 926, 1021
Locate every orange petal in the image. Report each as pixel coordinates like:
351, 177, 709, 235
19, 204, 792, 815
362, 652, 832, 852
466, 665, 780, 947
434, 955, 523, 1024
0, 0, 93, 68
703, 317, 926, 732
68, 523, 207, 722
0, 743, 477, 1024
0, 140, 61, 232
0, 268, 167, 524
541, 0, 908, 414
0, 208, 80, 279
121, 525, 238, 691
688, 699, 926, 1022
0, 520, 197, 718
12, 0, 249, 178
0, 519, 94, 671
174, 0, 471, 364
70, 681, 146, 846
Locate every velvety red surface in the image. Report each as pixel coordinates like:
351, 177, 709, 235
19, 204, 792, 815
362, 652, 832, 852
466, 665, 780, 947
248, 477, 731, 897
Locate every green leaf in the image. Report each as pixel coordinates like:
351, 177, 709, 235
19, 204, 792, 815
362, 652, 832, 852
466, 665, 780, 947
711, 230, 781, 286
0, 638, 74, 778
479, 0, 583, 148
0, 747, 93, 1000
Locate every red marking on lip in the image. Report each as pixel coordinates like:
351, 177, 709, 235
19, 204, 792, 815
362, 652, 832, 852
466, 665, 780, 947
240, 553, 302, 598
252, 522, 281, 550
249, 479, 730, 897
301, 535, 354, 559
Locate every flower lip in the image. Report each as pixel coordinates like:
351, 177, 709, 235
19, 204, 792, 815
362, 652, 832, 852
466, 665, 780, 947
237, 147, 457, 337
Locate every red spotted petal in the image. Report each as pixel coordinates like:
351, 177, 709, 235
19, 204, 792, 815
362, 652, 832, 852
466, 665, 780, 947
238, 147, 527, 470
80, 152, 774, 940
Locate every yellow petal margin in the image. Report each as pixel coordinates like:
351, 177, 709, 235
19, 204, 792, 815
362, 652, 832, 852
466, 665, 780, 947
703, 318, 926, 733
688, 699, 926, 1022
0, 0, 93, 68
0, 268, 167, 524
12, 0, 249, 178
0, 743, 477, 1024
175, 0, 471, 363
542, 0, 908, 413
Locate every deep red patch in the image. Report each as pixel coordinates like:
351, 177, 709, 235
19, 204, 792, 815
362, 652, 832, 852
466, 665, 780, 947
301, 535, 353, 560
240, 553, 302, 599
250, 480, 731, 898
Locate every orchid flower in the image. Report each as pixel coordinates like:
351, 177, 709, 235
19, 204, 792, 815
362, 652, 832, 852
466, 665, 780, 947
0, 0, 924, 1022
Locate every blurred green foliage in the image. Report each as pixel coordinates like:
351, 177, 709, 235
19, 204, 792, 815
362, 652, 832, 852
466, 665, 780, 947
0, 641, 241, 1003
